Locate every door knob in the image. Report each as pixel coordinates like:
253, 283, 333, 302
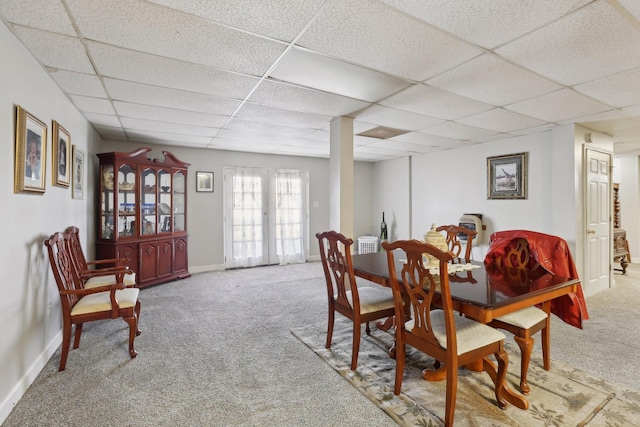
587, 229, 596, 234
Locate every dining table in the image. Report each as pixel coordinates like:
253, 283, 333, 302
351, 250, 581, 410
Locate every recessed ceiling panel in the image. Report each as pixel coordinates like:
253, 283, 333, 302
574, 66, 640, 108
70, 95, 115, 115
50, 70, 107, 98
356, 105, 443, 131
121, 117, 220, 137
235, 102, 332, 129
457, 108, 547, 133
0, 0, 77, 35
114, 101, 229, 128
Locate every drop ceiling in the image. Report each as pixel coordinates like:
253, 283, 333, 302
2, 0, 640, 161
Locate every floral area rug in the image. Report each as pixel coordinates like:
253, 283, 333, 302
292, 319, 640, 426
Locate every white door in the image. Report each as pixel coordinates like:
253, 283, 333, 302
585, 148, 611, 294
223, 167, 308, 268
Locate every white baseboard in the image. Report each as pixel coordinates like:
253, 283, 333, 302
0, 331, 61, 425
188, 264, 226, 274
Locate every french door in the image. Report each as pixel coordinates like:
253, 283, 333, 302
223, 167, 308, 268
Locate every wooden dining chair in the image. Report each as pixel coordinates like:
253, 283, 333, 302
65, 226, 136, 288
487, 237, 549, 395
44, 231, 141, 371
316, 230, 396, 370
382, 239, 508, 427
436, 224, 477, 261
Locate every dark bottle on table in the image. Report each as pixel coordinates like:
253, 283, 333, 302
380, 212, 388, 242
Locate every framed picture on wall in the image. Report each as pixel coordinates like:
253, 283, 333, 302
487, 152, 528, 200
52, 120, 71, 187
196, 171, 214, 192
14, 105, 47, 194
72, 145, 85, 199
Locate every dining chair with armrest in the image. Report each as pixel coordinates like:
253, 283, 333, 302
485, 234, 556, 394
65, 226, 136, 288
45, 231, 141, 371
383, 239, 508, 427
436, 224, 477, 261
316, 230, 396, 371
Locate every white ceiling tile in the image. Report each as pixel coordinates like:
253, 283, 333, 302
88, 42, 259, 99
114, 102, 228, 128
104, 79, 242, 115
506, 89, 612, 123
563, 109, 631, 126
126, 129, 212, 146
50, 70, 107, 97
12, 25, 94, 73
618, 0, 640, 20
148, 0, 325, 42
420, 121, 499, 141
388, 131, 463, 148
249, 80, 370, 116
356, 105, 443, 131
70, 95, 115, 115
235, 103, 332, 129
66, 0, 287, 76
94, 126, 127, 140
380, 84, 493, 120
457, 108, 547, 133
381, 0, 592, 49
574, 66, 640, 108
120, 117, 219, 137
427, 54, 562, 106
269, 47, 411, 102
495, 1, 640, 85
302, 129, 330, 142
366, 139, 440, 154
0, 0, 77, 36
297, 0, 482, 81
83, 112, 121, 128
224, 118, 312, 138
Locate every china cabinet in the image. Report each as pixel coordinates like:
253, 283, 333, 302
97, 148, 190, 287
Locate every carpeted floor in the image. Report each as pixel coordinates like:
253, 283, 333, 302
2, 261, 639, 426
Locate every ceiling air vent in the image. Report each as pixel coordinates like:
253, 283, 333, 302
357, 126, 409, 139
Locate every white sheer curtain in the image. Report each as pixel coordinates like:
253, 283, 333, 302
275, 170, 306, 265
230, 168, 265, 268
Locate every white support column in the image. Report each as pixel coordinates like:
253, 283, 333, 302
329, 116, 354, 239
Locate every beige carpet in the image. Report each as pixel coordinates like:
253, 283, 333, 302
292, 319, 640, 426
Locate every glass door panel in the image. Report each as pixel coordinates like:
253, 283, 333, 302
140, 168, 157, 236
173, 172, 186, 232
158, 169, 172, 233
117, 163, 136, 237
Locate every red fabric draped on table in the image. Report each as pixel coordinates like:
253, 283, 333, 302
484, 230, 589, 328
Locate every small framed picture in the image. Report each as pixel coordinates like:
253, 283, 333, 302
14, 105, 47, 193
487, 152, 528, 200
52, 120, 71, 187
72, 145, 85, 199
196, 171, 214, 192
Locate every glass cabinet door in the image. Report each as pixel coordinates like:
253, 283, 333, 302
158, 169, 172, 233
140, 168, 157, 236
100, 164, 115, 239
173, 172, 186, 232
118, 164, 136, 237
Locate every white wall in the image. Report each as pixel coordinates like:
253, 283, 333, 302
614, 156, 640, 263
372, 156, 411, 241
0, 24, 102, 423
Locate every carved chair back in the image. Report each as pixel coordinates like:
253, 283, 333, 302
436, 224, 477, 261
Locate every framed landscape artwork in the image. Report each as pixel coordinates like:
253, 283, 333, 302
72, 145, 85, 199
14, 105, 47, 194
196, 171, 214, 192
52, 120, 71, 187
487, 152, 528, 200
